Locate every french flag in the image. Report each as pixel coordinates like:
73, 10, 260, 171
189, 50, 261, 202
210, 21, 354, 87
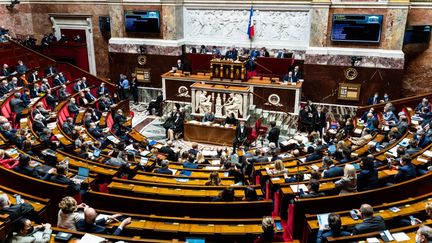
247, 6, 254, 39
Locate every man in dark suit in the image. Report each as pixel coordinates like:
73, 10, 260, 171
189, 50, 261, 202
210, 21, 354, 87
44, 65, 57, 76
62, 117, 74, 136
10, 92, 26, 124
58, 85, 70, 100
293, 65, 302, 80
28, 70, 40, 83
67, 98, 80, 116
1, 64, 12, 77
98, 96, 110, 112
322, 157, 343, 178
314, 106, 326, 138
188, 143, 199, 156
159, 141, 178, 162
251, 149, 269, 163
15, 60, 27, 75
283, 71, 298, 83
0, 193, 37, 221
176, 59, 184, 71
0, 80, 11, 97
74, 80, 83, 93
299, 179, 325, 198
392, 155, 417, 183
32, 114, 46, 135
84, 89, 97, 103
225, 47, 238, 60
233, 121, 249, 152
45, 89, 59, 110
14, 154, 54, 180
30, 83, 41, 98
53, 75, 63, 87
49, 164, 80, 195
76, 207, 131, 236
97, 83, 109, 97
154, 160, 173, 175
352, 204, 386, 235
202, 111, 215, 122
367, 92, 380, 105
267, 121, 280, 146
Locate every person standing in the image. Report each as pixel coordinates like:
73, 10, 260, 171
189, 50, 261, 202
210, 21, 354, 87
267, 121, 280, 147
130, 73, 139, 105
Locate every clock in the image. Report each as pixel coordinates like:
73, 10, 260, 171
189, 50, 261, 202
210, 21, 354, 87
137, 55, 147, 65
344, 67, 358, 81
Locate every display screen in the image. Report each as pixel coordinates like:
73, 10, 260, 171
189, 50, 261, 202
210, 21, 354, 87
125, 10, 160, 33
331, 14, 383, 43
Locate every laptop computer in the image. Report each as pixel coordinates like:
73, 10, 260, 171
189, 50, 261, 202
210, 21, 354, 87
72, 167, 90, 183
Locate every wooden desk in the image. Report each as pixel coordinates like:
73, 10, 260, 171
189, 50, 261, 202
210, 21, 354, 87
184, 122, 235, 146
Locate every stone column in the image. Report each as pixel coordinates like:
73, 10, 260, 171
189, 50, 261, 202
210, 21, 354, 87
108, 0, 124, 38
161, 0, 184, 40
309, 0, 331, 47
382, 0, 409, 50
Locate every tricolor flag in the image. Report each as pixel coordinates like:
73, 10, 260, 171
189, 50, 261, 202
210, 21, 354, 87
247, 6, 255, 39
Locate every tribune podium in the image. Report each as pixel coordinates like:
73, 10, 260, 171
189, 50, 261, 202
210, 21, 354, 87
210, 59, 246, 81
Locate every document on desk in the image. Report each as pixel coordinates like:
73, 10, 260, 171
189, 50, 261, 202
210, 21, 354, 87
317, 213, 330, 229
366, 237, 380, 243
391, 232, 410, 242
79, 233, 106, 243
205, 166, 220, 170
423, 150, 432, 158
290, 184, 308, 193
202, 150, 218, 157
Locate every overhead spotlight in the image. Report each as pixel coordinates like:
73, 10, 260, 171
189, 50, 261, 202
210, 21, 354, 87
6, 0, 20, 10
351, 56, 362, 67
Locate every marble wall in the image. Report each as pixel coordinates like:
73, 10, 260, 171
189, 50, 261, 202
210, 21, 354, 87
0, 4, 34, 38
401, 8, 432, 96
309, 6, 330, 47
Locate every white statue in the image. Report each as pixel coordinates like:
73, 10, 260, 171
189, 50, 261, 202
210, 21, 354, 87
215, 93, 223, 117
224, 93, 243, 118
196, 90, 212, 114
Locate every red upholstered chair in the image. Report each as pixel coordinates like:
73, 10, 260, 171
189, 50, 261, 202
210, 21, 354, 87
247, 126, 257, 146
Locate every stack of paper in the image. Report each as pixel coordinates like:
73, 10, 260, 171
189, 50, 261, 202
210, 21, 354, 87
391, 232, 410, 242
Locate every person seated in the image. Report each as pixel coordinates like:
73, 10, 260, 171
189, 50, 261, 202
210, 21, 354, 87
44, 65, 57, 76
212, 187, 235, 202
8, 218, 52, 243
183, 154, 199, 169
243, 186, 260, 201
306, 146, 322, 162
415, 129, 431, 149
8, 77, 19, 90
391, 155, 417, 183
321, 156, 343, 179
357, 157, 379, 191
166, 112, 184, 142
316, 213, 350, 243
76, 207, 131, 235
334, 164, 357, 194
0, 80, 11, 97
113, 109, 128, 130
368, 92, 380, 105
14, 154, 55, 180
97, 83, 109, 97
351, 204, 386, 235
53, 74, 65, 87
1, 122, 17, 144
62, 117, 75, 136
32, 102, 50, 119
154, 159, 173, 175
254, 217, 284, 243
266, 159, 287, 175
416, 225, 432, 243
159, 141, 178, 162
84, 88, 97, 103
251, 149, 269, 163
299, 179, 325, 198
50, 164, 80, 195
283, 71, 298, 83
58, 84, 70, 100
224, 112, 238, 126
1, 63, 13, 77
188, 143, 199, 156
205, 171, 221, 186
32, 114, 47, 136
0, 193, 36, 222
28, 70, 40, 84
15, 60, 28, 75
406, 138, 421, 155
202, 111, 215, 122
78, 92, 89, 106
415, 98, 430, 113
0, 148, 19, 169
105, 151, 129, 167
67, 98, 80, 116
57, 196, 87, 230
44, 89, 58, 110
283, 171, 304, 184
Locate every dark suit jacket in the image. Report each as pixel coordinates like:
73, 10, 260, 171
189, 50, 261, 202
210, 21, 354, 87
394, 164, 416, 183
0, 86, 10, 96
73, 83, 82, 93
357, 169, 379, 191
283, 75, 298, 83
1, 68, 11, 76
68, 103, 79, 115
45, 66, 57, 76
10, 98, 26, 113
235, 126, 248, 142
154, 167, 173, 175
267, 127, 280, 144
32, 120, 45, 135
159, 146, 177, 161
58, 89, 68, 100
85, 92, 96, 103
368, 96, 380, 105
352, 216, 386, 235
28, 74, 39, 83
14, 165, 50, 180
76, 218, 122, 236
97, 86, 109, 97
62, 123, 74, 136
46, 94, 59, 110
49, 174, 80, 195
30, 88, 40, 98
98, 100, 110, 112
315, 112, 326, 127
53, 78, 64, 87
323, 166, 344, 178
0, 202, 35, 221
